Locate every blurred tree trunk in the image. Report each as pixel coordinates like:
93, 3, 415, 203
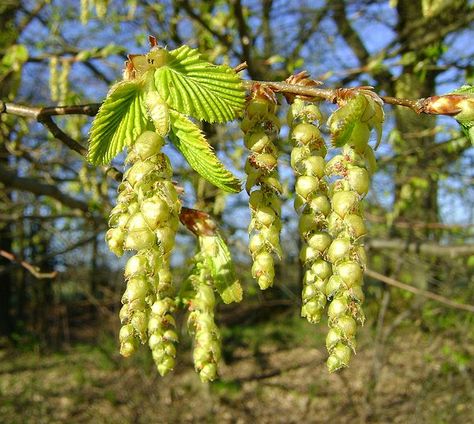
0, 1, 21, 337
392, 0, 439, 239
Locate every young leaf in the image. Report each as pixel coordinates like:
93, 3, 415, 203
169, 110, 241, 193
200, 234, 243, 304
452, 85, 474, 144
154, 45, 245, 123
88, 81, 150, 165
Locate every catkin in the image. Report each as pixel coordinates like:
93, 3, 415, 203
288, 94, 332, 324
107, 130, 181, 375
187, 258, 221, 382
241, 85, 282, 290
324, 92, 384, 372
49, 56, 59, 102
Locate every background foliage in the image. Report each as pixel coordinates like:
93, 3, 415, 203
0, 0, 473, 422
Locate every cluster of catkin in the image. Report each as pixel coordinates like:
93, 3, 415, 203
106, 130, 181, 376
243, 75, 383, 372
241, 85, 283, 290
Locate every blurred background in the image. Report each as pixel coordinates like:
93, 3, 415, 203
0, 1, 473, 423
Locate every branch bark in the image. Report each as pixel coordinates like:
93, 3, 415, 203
365, 269, 474, 313
0, 164, 93, 214
366, 238, 474, 257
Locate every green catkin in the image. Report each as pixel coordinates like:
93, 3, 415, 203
287, 96, 332, 324
49, 56, 59, 102
58, 59, 71, 105
242, 85, 282, 290
127, 0, 137, 19
325, 92, 384, 372
187, 258, 221, 382
80, 0, 90, 25
94, 0, 108, 19
106, 130, 181, 376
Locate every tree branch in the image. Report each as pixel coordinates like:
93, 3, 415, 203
0, 164, 93, 214
365, 269, 474, 313
366, 238, 474, 257
0, 249, 58, 279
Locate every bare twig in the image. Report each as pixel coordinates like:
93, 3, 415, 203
366, 238, 474, 257
0, 249, 57, 279
365, 268, 474, 313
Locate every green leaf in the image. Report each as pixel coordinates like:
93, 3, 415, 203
451, 85, 474, 144
154, 45, 245, 123
169, 110, 241, 193
88, 81, 150, 165
200, 234, 243, 304
452, 84, 474, 95
1, 44, 28, 73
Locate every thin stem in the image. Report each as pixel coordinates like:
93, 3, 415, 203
365, 269, 474, 313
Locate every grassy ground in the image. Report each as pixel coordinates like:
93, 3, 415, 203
0, 307, 473, 424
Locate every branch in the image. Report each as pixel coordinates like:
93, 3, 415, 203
365, 269, 474, 314
366, 238, 474, 257
0, 249, 57, 279
0, 164, 93, 214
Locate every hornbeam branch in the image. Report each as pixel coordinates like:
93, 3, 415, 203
366, 269, 474, 313
0, 249, 58, 279
366, 238, 474, 257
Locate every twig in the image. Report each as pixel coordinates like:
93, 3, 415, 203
365, 213, 474, 230
366, 238, 474, 257
365, 268, 474, 313
0, 249, 57, 279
